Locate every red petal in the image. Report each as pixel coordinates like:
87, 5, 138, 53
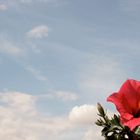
119, 79, 140, 114
123, 117, 140, 130
107, 93, 130, 116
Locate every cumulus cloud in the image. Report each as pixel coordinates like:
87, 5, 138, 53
0, 91, 105, 140
45, 91, 78, 102
68, 104, 108, 140
0, 91, 71, 140
83, 126, 103, 140
0, 91, 36, 112
0, 91, 38, 140
69, 104, 98, 125
26, 25, 49, 39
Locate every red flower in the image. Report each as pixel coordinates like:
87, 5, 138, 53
107, 79, 140, 130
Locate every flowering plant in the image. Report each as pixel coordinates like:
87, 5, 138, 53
96, 79, 140, 140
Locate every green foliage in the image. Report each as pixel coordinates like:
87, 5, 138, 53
95, 103, 139, 140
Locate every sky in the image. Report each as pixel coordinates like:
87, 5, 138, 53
0, 0, 140, 140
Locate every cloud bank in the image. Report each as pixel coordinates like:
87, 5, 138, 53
0, 91, 106, 140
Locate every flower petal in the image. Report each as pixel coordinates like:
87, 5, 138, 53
123, 117, 140, 130
107, 93, 129, 116
119, 79, 140, 114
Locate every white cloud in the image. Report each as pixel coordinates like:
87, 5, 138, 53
69, 104, 97, 125
0, 91, 70, 140
0, 91, 38, 140
26, 25, 49, 39
68, 104, 114, 140
45, 91, 78, 101
0, 4, 8, 10
83, 126, 103, 140
0, 91, 104, 140
0, 91, 36, 113
68, 104, 109, 140
25, 65, 48, 81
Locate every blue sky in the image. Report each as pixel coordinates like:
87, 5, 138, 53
0, 0, 140, 140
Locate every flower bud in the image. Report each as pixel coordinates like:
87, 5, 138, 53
97, 103, 105, 117
114, 114, 120, 125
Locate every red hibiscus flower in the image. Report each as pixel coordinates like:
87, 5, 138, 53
107, 79, 140, 130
